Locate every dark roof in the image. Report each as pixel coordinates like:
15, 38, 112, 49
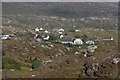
61, 38, 73, 42
75, 29, 81, 30
53, 28, 63, 30
39, 30, 45, 31
103, 37, 112, 39
18, 37, 27, 40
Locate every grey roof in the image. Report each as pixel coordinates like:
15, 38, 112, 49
61, 38, 73, 42
75, 29, 81, 30
53, 28, 63, 30
103, 37, 112, 39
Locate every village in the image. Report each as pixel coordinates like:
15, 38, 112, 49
1, 16, 120, 78
1, 26, 115, 53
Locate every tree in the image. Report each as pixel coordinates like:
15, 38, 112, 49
82, 35, 88, 43
31, 60, 40, 69
2, 50, 5, 56
49, 35, 57, 41
2, 56, 21, 70
70, 30, 75, 32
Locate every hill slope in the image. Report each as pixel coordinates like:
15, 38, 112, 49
2, 2, 118, 18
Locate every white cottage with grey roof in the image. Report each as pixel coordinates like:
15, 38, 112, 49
60, 38, 73, 44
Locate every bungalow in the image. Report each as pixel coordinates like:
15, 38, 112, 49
72, 25, 76, 27
60, 35, 64, 39
58, 31, 63, 34
43, 35, 50, 40
0, 35, 9, 40
34, 38, 42, 42
74, 38, 83, 45
60, 38, 73, 44
9, 34, 16, 38
86, 40, 95, 45
18, 37, 27, 40
39, 27, 44, 31
44, 30, 49, 33
35, 28, 39, 32
103, 37, 113, 41
53, 28, 64, 32
75, 29, 81, 32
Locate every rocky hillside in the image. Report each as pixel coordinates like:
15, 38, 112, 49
2, 2, 118, 18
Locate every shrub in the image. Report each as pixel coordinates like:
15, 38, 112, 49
2, 50, 5, 56
2, 56, 21, 70
70, 30, 75, 32
31, 60, 40, 69
82, 35, 88, 42
49, 35, 57, 41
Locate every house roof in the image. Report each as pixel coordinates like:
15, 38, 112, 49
75, 29, 81, 30
18, 37, 26, 40
103, 37, 113, 39
53, 28, 63, 30
61, 38, 73, 42
39, 30, 45, 31
86, 40, 94, 42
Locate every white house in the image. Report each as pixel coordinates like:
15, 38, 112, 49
53, 28, 64, 32
103, 37, 113, 41
75, 29, 81, 32
44, 30, 49, 33
35, 34, 38, 37
39, 27, 44, 31
35, 28, 39, 32
86, 40, 95, 45
58, 31, 63, 34
60, 35, 64, 39
60, 38, 73, 44
1, 36, 8, 40
74, 38, 83, 45
1, 35, 9, 40
72, 25, 76, 27
43, 35, 50, 40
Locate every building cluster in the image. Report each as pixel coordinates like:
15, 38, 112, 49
1, 27, 114, 47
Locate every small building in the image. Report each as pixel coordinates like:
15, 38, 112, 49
103, 37, 113, 41
60, 35, 64, 39
39, 27, 44, 31
74, 38, 83, 45
58, 31, 63, 34
112, 58, 120, 64
86, 40, 95, 45
35, 28, 39, 32
53, 28, 64, 32
92, 63, 99, 71
0, 35, 9, 40
44, 30, 49, 33
34, 38, 42, 42
18, 37, 27, 40
75, 29, 81, 32
72, 25, 76, 27
43, 35, 50, 40
9, 34, 16, 38
39, 28, 46, 32
60, 38, 73, 44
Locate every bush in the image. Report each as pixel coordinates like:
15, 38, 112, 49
31, 60, 40, 69
2, 56, 21, 70
49, 35, 57, 41
2, 50, 5, 56
64, 43, 72, 47
69, 30, 75, 32
82, 35, 88, 42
